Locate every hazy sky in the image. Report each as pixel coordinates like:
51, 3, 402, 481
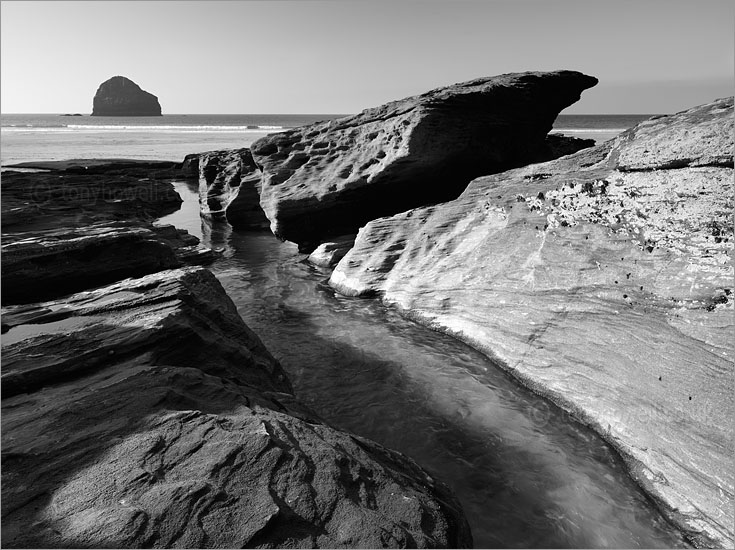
1, 0, 733, 114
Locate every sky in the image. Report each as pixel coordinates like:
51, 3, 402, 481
1, 0, 733, 114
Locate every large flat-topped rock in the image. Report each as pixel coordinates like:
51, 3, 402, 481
1, 267, 472, 548
91, 76, 162, 116
329, 98, 734, 547
250, 70, 597, 249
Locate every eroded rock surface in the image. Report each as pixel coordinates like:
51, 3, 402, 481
250, 71, 597, 249
330, 98, 734, 547
91, 76, 162, 116
1, 267, 472, 548
193, 148, 270, 229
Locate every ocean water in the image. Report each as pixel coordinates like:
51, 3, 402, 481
0, 113, 656, 166
0, 114, 345, 166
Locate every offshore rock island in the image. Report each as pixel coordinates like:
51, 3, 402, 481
91, 75, 162, 116
1, 70, 733, 548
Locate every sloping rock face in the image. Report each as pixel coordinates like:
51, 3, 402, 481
194, 148, 271, 229
250, 70, 598, 249
329, 98, 734, 547
1, 267, 472, 548
91, 76, 162, 116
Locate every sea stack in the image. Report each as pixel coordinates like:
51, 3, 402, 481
91, 76, 162, 116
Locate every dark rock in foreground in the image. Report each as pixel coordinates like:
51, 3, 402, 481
1, 161, 216, 305
91, 76, 162, 116
1, 161, 182, 234
250, 70, 598, 249
329, 97, 734, 548
1, 224, 178, 305
1, 222, 215, 306
1, 267, 472, 548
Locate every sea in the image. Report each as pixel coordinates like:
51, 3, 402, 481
0, 113, 656, 167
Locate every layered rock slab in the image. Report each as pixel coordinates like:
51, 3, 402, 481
91, 76, 162, 116
0, 161, 182, 234
1, 161, 215, 305
250, 70, 598, 249
329, 98, 734, 547
1, 267, 471, 548
1, 223, 216, 306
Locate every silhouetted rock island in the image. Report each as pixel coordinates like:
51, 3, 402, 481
91, 75, 162, 116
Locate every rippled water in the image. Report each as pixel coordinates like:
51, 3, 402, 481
173, 181, 686, 548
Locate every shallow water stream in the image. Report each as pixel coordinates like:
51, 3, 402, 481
169, 181, 686, 548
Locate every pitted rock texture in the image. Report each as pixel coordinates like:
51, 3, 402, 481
195, 148, 270, 229
1, 268, 472, 548
250, 70, 597, 249
329, 98, 734, 548
91, 76, 162, 116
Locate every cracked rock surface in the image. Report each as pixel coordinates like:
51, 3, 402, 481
329, 97, 734, 547
1, 267, 472, 548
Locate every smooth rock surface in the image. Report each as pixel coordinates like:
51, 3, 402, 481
195, 148, 270, 229
91, 76, 162, 116
250, 70, 598, 249
330, 98, 734, 547
1, 267, 472, 548
307, 234, 357, 267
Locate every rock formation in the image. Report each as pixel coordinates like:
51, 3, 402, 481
91, 76, 162, 116
1, 267, 472, 548
329, 97, 734, 548
1, 160, 182, 232
249, 70, 598, 250
0, 161, 214, 306
1, 223, 216, 306
188, 148, 270, 229
1, 158, 472, 547
308, 235, 357, 268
